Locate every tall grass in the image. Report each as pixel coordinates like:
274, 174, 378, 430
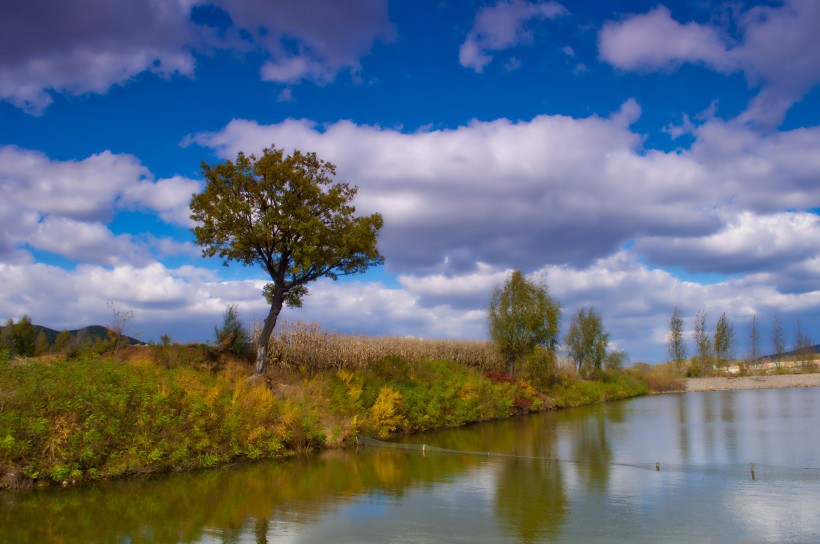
261, 320, 503, 372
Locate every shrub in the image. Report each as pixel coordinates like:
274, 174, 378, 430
215, 305, 250, 357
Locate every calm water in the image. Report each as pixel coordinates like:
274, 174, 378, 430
2, 388, 819, 543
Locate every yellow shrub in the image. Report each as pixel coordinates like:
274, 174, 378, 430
368, 387, 405, 438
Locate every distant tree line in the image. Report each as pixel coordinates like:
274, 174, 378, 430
0, 316, 139, 360
666, 307, 816, 376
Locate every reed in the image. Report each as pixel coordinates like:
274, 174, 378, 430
257, 320, 504, 372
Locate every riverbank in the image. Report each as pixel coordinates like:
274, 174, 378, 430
0, 353, 649, 490
685, 372, 820, 392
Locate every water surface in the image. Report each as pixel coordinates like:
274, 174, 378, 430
2, 387, 818, 543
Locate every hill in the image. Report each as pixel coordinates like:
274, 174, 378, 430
763, 344, 820, 360
2, 323, 145, 347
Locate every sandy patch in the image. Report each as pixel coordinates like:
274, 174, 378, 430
685, 373, 820, 392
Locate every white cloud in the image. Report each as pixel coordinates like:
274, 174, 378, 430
189, 105, 820, 276
175, 107, 820, 361
260, 56, 330, 84
459, 0, 567, 72
2, 248, 818, 362
28, 217, 150, 266
598, 6, 732, 73
0, 146, 148, 221
635, 212, 820, 274
0, 145, 200, 265
121, 175, 202, 227
598, 1, 820, 127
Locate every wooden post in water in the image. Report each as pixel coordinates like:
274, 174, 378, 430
656, 462, 660, 471
751, 463, 755, 480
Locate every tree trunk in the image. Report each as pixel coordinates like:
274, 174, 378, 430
254, 295, 284, 376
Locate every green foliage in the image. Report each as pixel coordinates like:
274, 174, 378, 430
190, 145, 384, 375
604, 349, 628, 371
523, 346, 558, 389
564, 307, 608, 377
713, 312, 734, 368
488, 270, 560, 377
0, 357, 287, 485
667, 306, 686, 370
692, 310, 712, 374
214, 305, 250, 357
548, 371, 648, 408
11, 316, 36, 357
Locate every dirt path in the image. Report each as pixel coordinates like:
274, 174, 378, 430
685, 373, 820, 392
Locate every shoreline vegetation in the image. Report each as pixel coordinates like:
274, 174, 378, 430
2, 322, 817, 492
1, 329, 656, 492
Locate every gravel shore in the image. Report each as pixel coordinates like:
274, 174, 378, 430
685, 373, 820, 392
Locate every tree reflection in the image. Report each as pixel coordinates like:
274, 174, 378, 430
495, 458, 566, 543
0, 448, 480, 544
567, 405, 612, 492
491, 412, 567, 543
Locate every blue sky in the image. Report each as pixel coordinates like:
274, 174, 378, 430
1, 0, 819, 362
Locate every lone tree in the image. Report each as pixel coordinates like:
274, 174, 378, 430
190, 145, 384, 376
693, 310, 712, 375
488, 270, 560, 376
713, 312, 735, 368
564, 306, 608, 377
667, 306, 687, 371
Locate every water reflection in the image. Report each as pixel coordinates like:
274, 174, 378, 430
2, 388, 818, 543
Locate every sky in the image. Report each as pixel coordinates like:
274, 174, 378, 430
1, 0, 819, 363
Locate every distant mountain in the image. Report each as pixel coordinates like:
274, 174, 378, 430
762, 344, 820, 360
24, 324, 145, 346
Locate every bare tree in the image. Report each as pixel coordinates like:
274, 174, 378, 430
747, 314, 760, 364
772, 315, 786, 361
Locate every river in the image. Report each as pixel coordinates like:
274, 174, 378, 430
2, 387, 819, 543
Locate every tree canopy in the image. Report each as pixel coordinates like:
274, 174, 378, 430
667, 306, 687, 371
564, 307, 608, 377
488, 270, 560, 376
713, 312, 734, 368
190, 145, 384, 375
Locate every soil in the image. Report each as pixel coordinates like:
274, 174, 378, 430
685, 373, 820, 392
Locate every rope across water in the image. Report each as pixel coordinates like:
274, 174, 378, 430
356, 434, 820, 480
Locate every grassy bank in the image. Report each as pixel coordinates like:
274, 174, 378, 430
1, 351, 649, 490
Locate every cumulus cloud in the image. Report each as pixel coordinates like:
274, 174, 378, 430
598, 1, 820, 127
121, 175, 202, 227
187, 105, 820, 276
598, 6, 732, 73
0, 145, 199, 264
635, 212, 820, 275
175, 106, 820, 360
0, 0, 393, 113
459, 0, 567, 72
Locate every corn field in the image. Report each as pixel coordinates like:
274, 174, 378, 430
253, 320, 504, 372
